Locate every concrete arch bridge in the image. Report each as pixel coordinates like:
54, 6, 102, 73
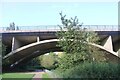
1, 25, 120, 68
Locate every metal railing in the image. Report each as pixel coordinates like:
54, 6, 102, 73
0, 25, 119, 32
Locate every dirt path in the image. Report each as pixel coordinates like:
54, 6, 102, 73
20, 71, 45, 80
32, 72, 45, 80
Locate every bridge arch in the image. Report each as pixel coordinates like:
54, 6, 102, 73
3, 39, 61, 67
3, 39, 120, 68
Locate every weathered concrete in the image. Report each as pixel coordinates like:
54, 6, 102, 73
37, 36, 40, 42
2, 30, 120, 68
12, 37, 22, 51
103, 36, 113, 52
2, 31, 120, 52
3, 39, 120, 68
3, 39, 61, 67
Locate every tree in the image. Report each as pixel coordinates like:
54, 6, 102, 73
10, 22, 15, 30
39, 52, 58, 70
0, 36, 6, 57
56, 12, 105, 71
6, 22, 19, 30
0, 36, 8, 68
16, 26, 19, 30
0, 36, 1, 73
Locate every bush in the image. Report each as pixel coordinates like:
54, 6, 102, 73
56, 62, 120, 79
40, 52, 58, 70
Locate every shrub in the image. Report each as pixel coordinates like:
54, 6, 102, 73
56, 62, 120, 79
40, 52, 58, 70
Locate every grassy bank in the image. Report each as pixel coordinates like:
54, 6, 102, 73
2, 73, 34, 80
42, 73, 52, 80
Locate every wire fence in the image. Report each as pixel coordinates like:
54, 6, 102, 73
0, 25, 119, 32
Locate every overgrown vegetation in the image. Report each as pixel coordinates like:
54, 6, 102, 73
0, 36, 6, 57
39, 52, 58, 70
56, 62, 120, 79
21, 52, 58, 71
2, 44, 6, 57
56, 12, 106, 71
0, 36, 7, 69
20, 57, 42, 71
52, 12, 120, 79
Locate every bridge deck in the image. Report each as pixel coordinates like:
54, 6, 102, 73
0, 25, 119, 33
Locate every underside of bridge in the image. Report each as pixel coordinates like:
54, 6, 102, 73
2, 31, 120, 69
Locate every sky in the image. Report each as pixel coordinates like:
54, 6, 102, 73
0, 1, 119, 27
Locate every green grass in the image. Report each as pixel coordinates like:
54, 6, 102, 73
2, 73, 34, 80
42, 73, 52, 80
0, 74, 2, 80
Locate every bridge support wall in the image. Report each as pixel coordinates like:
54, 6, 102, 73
37, 36, 40, 42
12, 37, 21, 51
103, 36, 113, 52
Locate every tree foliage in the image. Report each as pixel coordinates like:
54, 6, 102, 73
39, 52, 58, 70
56, 12, 106, 70
57, 62, 120, 79
6, 22, 19, 30
0, 36, 6, 57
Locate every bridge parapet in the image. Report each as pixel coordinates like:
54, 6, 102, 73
0, 25, 119, 32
